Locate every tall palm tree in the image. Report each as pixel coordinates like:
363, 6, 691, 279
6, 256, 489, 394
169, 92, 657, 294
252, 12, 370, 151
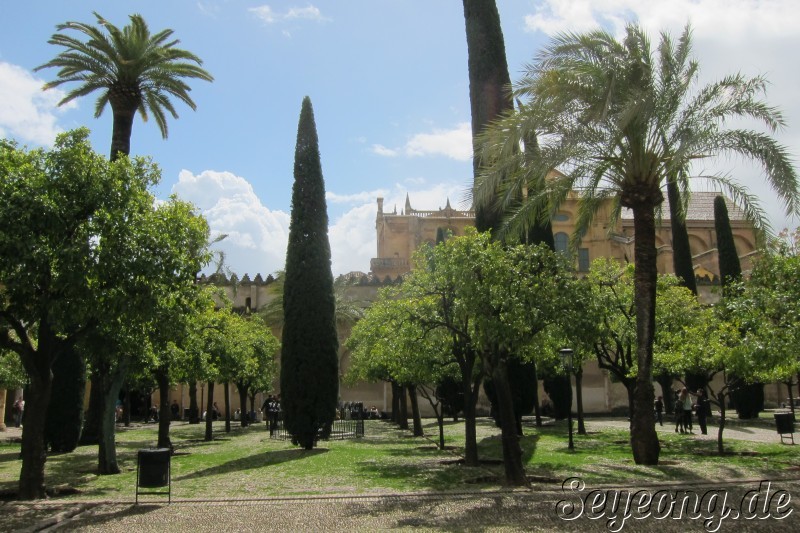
474, 24, 799, 465
36, 12, 213, 160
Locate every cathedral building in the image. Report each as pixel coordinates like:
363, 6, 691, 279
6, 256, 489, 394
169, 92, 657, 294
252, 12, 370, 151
371, 191, 760, 304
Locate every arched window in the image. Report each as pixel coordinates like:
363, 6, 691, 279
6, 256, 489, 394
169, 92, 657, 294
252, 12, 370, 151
554, 232, 569, 254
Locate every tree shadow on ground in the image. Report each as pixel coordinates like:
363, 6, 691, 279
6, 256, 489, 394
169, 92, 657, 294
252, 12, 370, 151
173, 448, 328, 482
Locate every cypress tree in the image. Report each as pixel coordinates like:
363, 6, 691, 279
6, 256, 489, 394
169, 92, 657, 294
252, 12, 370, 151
715, 195, 762, 418
714, 195, 742, 292
44, 346, 85, 452
463, 0, 513, 234
280, 97, 339, 450
667, 178, 698, 295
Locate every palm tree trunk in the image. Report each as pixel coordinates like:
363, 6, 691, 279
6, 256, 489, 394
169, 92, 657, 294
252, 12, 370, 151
110, 106, 136, 161
630, 202, 661, 465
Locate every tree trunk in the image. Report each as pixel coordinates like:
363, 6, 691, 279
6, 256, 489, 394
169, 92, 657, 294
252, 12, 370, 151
80, 375, 104, 445
109, 105, 136, 161
204, 381, 215, 441
629, 202, 661, 465
189, 382, 199, 424
462, 0, 513, 234
717, 391, 727, 455
123, 386, 131, 427
391, 381, 400, 424
398, 385, 409, 430
224, 382, 231, 433
436, 409, 446, 450
491, 356, 528, 486
238, 385, 249, 427
156, 368, 171, 450
531, 359, 542, 427
0, 389, 5, 431
575, 367, 586, 435
462, 372, 481, 467
97, 365, 126, 475
408, 385, 423, 437
788, 381, 796, 422
18, 350, 53, 499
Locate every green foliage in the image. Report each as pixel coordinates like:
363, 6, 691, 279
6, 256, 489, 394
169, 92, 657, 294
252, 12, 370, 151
281, 97, 339, 449
714, 195, 743, 292
0, 129, 211, 495
666, 179, 697, 294
723, 230, 800, 383
0, 348, 25, 390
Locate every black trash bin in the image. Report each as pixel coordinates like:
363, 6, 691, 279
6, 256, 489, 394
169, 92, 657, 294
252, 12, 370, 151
774, 413, 795, 444
136, 448, 171, 503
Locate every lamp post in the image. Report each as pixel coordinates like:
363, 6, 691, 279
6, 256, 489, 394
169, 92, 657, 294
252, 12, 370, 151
559, 348, 575, 451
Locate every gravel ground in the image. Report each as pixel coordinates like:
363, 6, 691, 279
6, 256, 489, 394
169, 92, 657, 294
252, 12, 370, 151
4, 481, 799, 532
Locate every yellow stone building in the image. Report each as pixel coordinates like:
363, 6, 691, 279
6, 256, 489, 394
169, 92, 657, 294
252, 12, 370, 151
371, 191, 760, 303
367, 190, 785, 414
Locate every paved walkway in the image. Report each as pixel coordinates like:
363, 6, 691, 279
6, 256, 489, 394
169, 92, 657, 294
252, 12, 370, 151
2, 420, 798, 532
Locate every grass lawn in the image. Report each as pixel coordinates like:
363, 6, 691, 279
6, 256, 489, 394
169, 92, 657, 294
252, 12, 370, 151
0, 417, 797, 501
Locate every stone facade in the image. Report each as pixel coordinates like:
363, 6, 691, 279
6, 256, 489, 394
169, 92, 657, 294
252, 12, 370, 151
367, 191, 778, 414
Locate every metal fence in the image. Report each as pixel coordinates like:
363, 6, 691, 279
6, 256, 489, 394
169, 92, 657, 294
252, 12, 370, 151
268, 418, 364, 441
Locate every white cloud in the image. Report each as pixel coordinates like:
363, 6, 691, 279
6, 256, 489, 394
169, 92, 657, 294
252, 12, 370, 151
404, 122, 473, 161
329, 203, 378, 275
523, 0, 800, 40
172, 169, 290, 277
249, 4, 328, 25
286, 6, 325, 22
373, 123, 473, 161
327, 189, 389, 204
0, 61, 74, 145
371, 143, 398, 157
249, 5, 276, 24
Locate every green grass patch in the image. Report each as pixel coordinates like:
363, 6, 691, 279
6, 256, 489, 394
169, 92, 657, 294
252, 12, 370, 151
0, 418, 797, 501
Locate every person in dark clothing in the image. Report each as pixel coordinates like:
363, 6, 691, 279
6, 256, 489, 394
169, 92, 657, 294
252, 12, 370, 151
695, 389, 710, 435
654, 396, 664, 426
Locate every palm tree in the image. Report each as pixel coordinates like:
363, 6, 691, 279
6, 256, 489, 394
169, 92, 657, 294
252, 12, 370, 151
36, 12, 213, 160
475, 24, 799, 464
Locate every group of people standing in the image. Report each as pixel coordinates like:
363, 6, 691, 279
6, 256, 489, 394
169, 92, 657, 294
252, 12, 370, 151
262, 395, 281, 435
653, 387, 710, 435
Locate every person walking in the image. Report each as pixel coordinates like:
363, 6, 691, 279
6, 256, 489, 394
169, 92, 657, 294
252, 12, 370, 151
681, 387, 694, 433
654, 396, 664, 426
695, 389, 710, 435
674, 390, 685, 433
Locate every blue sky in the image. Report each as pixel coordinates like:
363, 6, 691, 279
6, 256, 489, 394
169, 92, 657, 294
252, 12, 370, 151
2, 1, 798, 278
